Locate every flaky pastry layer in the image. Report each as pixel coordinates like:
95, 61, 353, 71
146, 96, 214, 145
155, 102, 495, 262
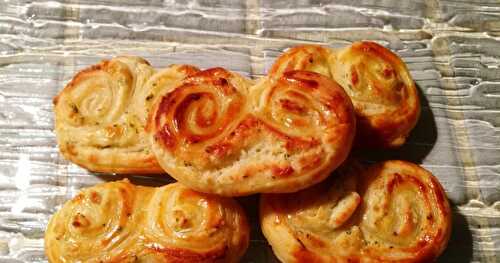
261, 160, 452, 263
148, 68, 356, 196
53, 56, 199, 173
270, 42, 420, 148
45, 179, 249, 263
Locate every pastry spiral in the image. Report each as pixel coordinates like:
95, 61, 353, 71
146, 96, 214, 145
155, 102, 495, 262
260, 160, 452, 263
45, 179, 249, 263
53, 56, 198, 173
131, 64, 201, 125
148, 68, 356, 196
45, 180, 138, 262
270, 45, 334, 78
270, 42, 420, 148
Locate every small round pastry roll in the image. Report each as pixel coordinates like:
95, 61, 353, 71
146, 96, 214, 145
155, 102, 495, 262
45, 180, 139, 262
53, 56, 199, 174
45, 179, 250, 263
260, 160, 452, 263
140, 183, 249, 262
331, 42, 420, 148
269, 42, 420, 148
53, 56, 158, 173
148, 68, 355, 196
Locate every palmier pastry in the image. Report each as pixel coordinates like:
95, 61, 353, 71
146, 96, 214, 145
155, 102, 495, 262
260, 160, 452, 263
148, 67, 356, 196
53, 56, 198, 173
45, 179, 249, 263
270, 42, 420, 148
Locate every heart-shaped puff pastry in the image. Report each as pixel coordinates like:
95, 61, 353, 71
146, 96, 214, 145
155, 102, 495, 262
270, 42, 420, 148
260, 160, 451, 263
53, 56, 199, 173
45, 179, 249, 263
148, 68, 356, 196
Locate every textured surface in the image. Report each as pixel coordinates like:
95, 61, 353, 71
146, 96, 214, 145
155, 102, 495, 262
0, 0, 498, 262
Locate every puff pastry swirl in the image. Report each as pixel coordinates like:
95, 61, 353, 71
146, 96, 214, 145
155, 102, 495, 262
53, 56, 198, 173
148, 68, 356, 196
45, 179, 249, 263
270, 42, 420, 148
260, 160, 452, 263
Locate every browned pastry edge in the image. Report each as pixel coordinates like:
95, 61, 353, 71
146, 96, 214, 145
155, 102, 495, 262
269, 42, 421, 149
260, 160, 452, 263
45, 179, 250, 263
147, 68, 356, 196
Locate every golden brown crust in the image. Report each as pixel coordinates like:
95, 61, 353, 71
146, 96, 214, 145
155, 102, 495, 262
45, 179, 249, 263
333, 42, 420, 148
270, 42, 420, 148
148, 68, 356, 196
260, 160, 452, 263
270, 45, 334, 78
53, 57, 199, 174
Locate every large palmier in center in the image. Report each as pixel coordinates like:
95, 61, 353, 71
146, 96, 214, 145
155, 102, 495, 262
148, 68, 355, 196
